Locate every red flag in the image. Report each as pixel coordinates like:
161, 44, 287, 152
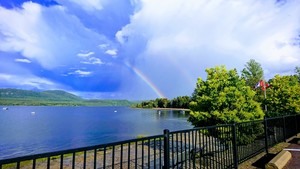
261, 80, 270, 91
260, 80, 265, 90
254, 80, 270, 91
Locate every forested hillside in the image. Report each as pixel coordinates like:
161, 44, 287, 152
0, 89, 133, 106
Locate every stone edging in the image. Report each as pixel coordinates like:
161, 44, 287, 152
265, 150, 291, 169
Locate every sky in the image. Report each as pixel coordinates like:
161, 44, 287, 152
0, 0, 299, 100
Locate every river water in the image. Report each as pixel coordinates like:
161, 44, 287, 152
0, 106, 192, 159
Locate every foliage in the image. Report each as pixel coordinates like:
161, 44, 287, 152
241, 59, 264, 87
295, 66, 300, 82
236, 122, 264, 145
0, 88, 133, 106
134, 96, 191, 109
157, 98, 169, 108
241, 59, 266, 108
134, 98, 170, 108
170, 96, 191, 108
265, 75, 300, 117
188, 66, 264, 127
0, 88, 82, 101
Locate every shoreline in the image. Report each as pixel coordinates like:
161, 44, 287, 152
152, 107, 190, 111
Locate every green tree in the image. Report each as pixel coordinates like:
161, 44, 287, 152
188, 66, 264, 145
188, 66, 264, 127
171, 96, 190, 108
241, 59, 264, 87
156, 98, 169, 108
265, 75, 300, 117
295, 66, 300, 82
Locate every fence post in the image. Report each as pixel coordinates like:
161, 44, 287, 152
282, 116, 287, 142
296, 114, 300, 134
163, 129, 170, 169
264, 117, 269, 154
294, 115, 298, 136
232, 124, 238, 169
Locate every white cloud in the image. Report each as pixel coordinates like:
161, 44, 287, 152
116, 0, 300, 98
118, 0, 300, 67
80, 57, 104, 65
68, 0, 104, 12
15, 58, 31, 63
69, 70, 92, 77
0, 2, 109, 69
0, 73, 60, 89
98, 43, 109, 49
105, 49, 118, 57
78, 51, 104, 65
77, 51, 95, 57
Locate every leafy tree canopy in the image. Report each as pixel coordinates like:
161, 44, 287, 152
295, 66, 300, 82
265, 75, 300, 117
188, 66, 264, 127
241, 59, 264, 87
171, 96, 191, 108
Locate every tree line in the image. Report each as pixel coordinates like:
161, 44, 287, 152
136, 59, 300, 127
134, 96, 191, 109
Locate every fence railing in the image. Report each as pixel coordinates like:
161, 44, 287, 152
1, 114, 299, 169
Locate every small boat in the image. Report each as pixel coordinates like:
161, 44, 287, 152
2, 107, 8, 110
31, 111, 36, 115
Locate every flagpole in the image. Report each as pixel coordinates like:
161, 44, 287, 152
264, 80, 267, 112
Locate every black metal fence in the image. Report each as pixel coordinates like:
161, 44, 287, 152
1, 114, 299, 169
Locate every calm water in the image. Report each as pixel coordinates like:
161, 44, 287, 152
0, 106, 192, 159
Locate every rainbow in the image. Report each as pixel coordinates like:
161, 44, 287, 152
125, 62, 166, 98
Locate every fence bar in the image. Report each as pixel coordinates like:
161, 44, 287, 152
127, 142, 130, 169
283, 116, 287, 141
103, 147, 106, 169
176, 133, 179, 169
192, 130, 195, 169
120, 144, 123, 169
32, 159, 36, 169
264, 117, 269, 154
47, 156, 50, 169
94, 149, 97, 169
147, 139, 150, 168
135, 141, 138, 169
153, 138, 156, 168
295, 115, 298, 136
112, 146, 115, 169
159, 137, 162, 167
171, 134, 174, 167
60, 154, 63, 169
142, 140, 144, 167
163, 129, 170, 169
232, 124, 238, 169
83, 150, 87, 169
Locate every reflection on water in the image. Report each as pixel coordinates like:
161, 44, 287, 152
0, 106, 192, 159
155, 110, 189, 120
154, 110, 190, 119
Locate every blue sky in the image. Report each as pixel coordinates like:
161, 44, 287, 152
0, 0, 299, 100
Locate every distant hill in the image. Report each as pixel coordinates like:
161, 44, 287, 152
0, 88, 82, 101
41, 90, 82, 101
0, 88, 133, 106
